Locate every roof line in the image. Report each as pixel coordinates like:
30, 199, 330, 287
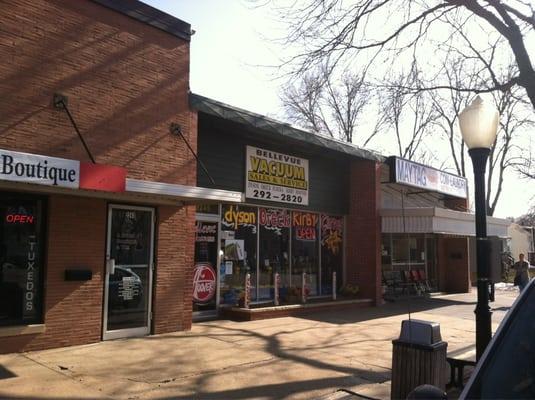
189, 93, 385, 163
91, 0, 192, 41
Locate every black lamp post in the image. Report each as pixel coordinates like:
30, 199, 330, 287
459, 95, 499, 361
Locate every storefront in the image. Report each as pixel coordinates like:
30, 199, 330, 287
1, 0, 513, 354
0, 147, 241, 352
0, 0, 246, 353
190, 94, 386, 318
192, 203, 345, 318
380, 157, 509, 294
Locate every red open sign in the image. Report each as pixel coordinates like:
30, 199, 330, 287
6, 214, 35, 224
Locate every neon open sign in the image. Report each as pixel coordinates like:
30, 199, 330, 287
5, 214, 35, 224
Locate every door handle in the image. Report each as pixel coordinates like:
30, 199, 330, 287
106, 258, 116, 275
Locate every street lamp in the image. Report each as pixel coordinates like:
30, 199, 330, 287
459, 95, 499, 361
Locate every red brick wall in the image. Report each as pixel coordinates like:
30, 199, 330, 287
0, 0, 196, 352
345, 160, 382, 304
0, 0, 195, 186
0, 195, 106, 354
153, 205, 196, 333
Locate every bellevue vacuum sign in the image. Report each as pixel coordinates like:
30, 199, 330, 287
390, 156, 468, 199
0, 148, 127, 192
245, 146, 309, 205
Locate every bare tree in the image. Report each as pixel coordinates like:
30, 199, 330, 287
486, 85, 534, 215
429, 57, 475, 177
380, 69, 438, 160
517, 205, 535, 226
281, 66, 383, 145
273, 0, 535, 110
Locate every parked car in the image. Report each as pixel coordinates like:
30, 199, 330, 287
459, 279, 535, 399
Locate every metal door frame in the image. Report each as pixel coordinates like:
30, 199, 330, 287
103, 204, 155, 340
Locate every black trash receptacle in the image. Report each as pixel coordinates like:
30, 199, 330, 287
391, 319, 447, 400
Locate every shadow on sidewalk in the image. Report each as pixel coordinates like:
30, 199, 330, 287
298, 296, 476, 325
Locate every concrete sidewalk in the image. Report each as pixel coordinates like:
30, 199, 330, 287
0, 290, 517, 400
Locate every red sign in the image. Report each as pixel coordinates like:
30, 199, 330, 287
6, 214, 34, 224
80, 162, 126, 192
192, 263, 216, 303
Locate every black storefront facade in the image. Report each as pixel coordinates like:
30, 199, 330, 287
189, 94, 383, 318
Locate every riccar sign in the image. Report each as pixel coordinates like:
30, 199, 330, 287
389, 156, 468, 199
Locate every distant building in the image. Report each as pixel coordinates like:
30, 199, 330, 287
508, 223, 535, 264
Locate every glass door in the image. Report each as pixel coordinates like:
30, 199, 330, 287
193, 218, 219, 318
103, 205, 154, 340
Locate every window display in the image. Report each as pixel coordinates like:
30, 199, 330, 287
259, 208, 290, 300
193, 221, 218, 312
216, 204, 345, 306
220, 205, 257, 305
320, 215, 343, 295
392, 236, 425, 264
0, 194, 44, 326
292, 211, 319, 296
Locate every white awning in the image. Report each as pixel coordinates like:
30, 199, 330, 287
0, 178, 243, 206
381, 207, 509, 238
125, 179, 242, 204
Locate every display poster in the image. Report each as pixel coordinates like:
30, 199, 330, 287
195, 221, 217, 243
293, 212, 318, 241
390, 156, 468, 198
321, 215, 343, 255
320, 214, 344, 295
192, 263, 216, 303
224, 239, 245, 261
245, 146, 309, 205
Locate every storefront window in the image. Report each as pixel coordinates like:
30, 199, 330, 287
196, 203, 220, 215
292, 211, 319, 297
193, 221, 218, 312
259, 208, 290, 300
320, 215, 344, 295
220, 205, 257, 305
0, 194, 44, 326
392, 236, 425, 264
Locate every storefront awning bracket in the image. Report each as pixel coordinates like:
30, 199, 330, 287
53, 93, 96, 164
169, 122, 216, 186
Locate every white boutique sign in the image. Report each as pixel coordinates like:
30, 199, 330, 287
391, 156, 468, 199
245, 146, 309, 205
0, 149, 80, 188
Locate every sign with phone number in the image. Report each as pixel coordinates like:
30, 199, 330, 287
245, 146, 309, 206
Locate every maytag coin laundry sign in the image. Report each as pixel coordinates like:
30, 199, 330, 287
390, 156, 468, 198
245, 146, 309, 205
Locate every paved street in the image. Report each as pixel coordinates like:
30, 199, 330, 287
0, 288, 518, 400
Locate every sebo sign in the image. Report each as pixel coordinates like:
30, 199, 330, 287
0, 149, 79, 188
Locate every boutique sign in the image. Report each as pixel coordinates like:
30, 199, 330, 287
245, 146, 309, 206
1, 149, 79, 188
0, 148, 126, 192
389, 156, 468, 199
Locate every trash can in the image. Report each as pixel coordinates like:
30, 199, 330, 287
391, 319, 447, 400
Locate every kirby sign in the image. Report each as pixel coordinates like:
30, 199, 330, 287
192, 263, 216, 303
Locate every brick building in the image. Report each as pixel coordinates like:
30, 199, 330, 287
0, 0, 240, 353
0, 1, 509, 353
